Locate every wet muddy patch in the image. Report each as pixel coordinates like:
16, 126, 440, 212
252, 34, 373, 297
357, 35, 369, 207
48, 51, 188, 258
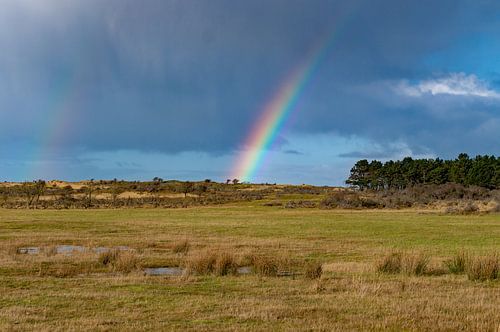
17, 247, 40, 255
15, 245, 130, 255
144, 267, 184, 276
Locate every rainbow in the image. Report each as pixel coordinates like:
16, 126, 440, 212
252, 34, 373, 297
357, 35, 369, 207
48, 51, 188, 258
27, 72, 79, 180
230, 31, 336, 183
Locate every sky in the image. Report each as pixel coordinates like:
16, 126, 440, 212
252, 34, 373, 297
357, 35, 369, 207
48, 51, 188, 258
0, 0, 499, 185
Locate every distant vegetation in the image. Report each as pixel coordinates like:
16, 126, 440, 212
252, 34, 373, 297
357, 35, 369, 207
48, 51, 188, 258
346, 153, 499, 190
0, 153, 499, 212
0, 179, 268, 209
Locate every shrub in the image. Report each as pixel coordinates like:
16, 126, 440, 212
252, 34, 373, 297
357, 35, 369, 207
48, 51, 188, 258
444, 251, 469, 274
445, 202, 480, 215
466, 255, 499, 281
262, 201, 283, 207
304, 262, 323, 280
376, 252, 402, 274
487, 201, 500, 213
284, 200, 317, 209
461, 202, 479, 215
320, 192, 359, 209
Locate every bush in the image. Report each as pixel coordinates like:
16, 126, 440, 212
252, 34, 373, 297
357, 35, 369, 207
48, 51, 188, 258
284, 200, 317, 209
445, 202, 480, 215
461, 202, 480, 214
262, 201, 283, 207
320, 191, 362, 209
487, 201, 500, 213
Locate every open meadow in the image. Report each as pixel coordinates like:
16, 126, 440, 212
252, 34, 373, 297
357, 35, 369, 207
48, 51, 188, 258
0, 203, 499, 331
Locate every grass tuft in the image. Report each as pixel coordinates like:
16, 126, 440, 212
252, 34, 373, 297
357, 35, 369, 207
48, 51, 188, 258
304, 262, 323, 280
44, 245, 57, 257
466, 254, 499, 281
376, 251, 429, 275
444, 250, 469, 274
112, 251, 140, 273
376, 252, 402, 274
185, 250, 237, 276
214, 252, 238, 276
172, 240, 190, 255
185, 250, 217, 275
249, 255, 279, 277
402, 252, 430, 276
98, 249, 120, 266
98, 250, 140, 273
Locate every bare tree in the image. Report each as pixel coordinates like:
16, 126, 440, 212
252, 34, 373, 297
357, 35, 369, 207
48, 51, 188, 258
181, 181, 194, 198
22, 180, 45, 208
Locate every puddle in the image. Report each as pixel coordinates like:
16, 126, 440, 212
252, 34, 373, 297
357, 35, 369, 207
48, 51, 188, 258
144, 267, 184, 276
56, 245, 86, 254
15, 245, 131, 256
143, 266, 254, 276
17, 247, 40, 255
237, 266, 253, 275
94, 247, 109, 254
94, 246, 130, 254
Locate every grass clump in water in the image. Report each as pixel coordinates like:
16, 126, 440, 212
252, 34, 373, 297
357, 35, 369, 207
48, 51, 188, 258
186, 250, 237, 276
98, 250, 140, 273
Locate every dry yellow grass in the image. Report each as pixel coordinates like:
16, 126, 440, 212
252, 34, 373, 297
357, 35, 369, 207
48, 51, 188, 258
0, 207, 498, 330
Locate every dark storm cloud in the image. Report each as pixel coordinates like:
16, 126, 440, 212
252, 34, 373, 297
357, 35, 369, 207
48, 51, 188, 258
0, 0, 499, 159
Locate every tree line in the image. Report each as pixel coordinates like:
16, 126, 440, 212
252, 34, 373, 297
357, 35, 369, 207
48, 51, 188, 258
346, 153, 500, 190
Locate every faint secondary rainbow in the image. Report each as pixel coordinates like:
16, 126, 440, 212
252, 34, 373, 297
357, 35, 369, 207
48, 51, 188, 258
26, 72, 79, 181
230, 31, 337, 183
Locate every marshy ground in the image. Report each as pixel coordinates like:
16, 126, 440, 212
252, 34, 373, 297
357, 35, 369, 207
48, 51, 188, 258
0, 205, 499, 330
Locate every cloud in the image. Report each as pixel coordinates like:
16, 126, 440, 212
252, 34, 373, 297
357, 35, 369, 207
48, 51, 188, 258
396, 73, 500, 98
338, 142, 434, 160
283, 149, 303, 155
0, 0, 499, 182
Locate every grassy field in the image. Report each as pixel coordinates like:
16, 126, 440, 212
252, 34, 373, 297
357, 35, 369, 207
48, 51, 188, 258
0, 204, 499, 331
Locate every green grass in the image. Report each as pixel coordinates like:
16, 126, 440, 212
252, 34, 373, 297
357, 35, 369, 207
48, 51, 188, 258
0, 206, 499, 330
